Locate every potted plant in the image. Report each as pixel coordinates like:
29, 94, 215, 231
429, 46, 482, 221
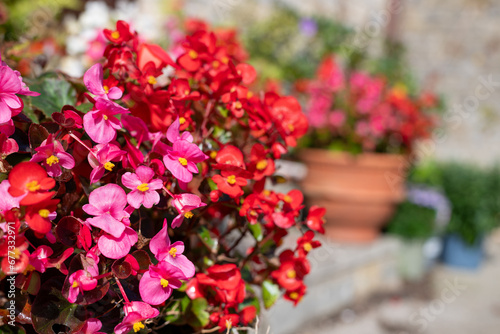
0, 19, 326, 333
412, 162, 500, 269
298, 56, 440, 242
387, 185, 450, 280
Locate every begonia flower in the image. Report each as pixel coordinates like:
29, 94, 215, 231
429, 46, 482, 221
84, 63, 123, 100
83, 184, 129, 238
139, 261, 186, 305
114, 301, 160, 334
170, 193, 206, 228
83, 99, 129, 144
121, 166, 163, 209
150, 219, 195, 277
30, 137, 75, 177
8, 161, 56, 206
67, 269, 98, 303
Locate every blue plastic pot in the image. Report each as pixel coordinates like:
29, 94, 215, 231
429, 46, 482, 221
442, 233, 483, 270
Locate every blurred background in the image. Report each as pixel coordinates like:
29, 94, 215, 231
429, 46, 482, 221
2, 0, 500, 333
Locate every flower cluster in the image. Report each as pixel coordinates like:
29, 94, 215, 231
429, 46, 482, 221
0, 20, 325, 333
302, 56, 439, 153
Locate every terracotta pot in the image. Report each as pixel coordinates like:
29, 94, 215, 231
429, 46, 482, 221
300, 149, 406, 242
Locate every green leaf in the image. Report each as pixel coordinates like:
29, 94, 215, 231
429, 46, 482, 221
21, 96, 39, 123
76, 103, 93, 114
248, 223, 263, 242
189, 298, 210, 328
29, 74, 76, 118
239, 296, 261, 314
31, 278, 86, 334
218, 106, 229, 117
207, 178, 218, 191
198, 227, 218, 252
262, 280, 280, 309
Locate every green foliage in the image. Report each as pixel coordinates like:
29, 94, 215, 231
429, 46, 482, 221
1, 0, 79, 41
387, 201, 436, 240
262, 280, 280, 309
410, 162, 500, 244
243, 5, 352, 83
27, 72, 77, 118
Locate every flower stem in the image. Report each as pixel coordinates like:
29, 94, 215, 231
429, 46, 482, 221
114, 277, 130, 304
69, 131, 98, 160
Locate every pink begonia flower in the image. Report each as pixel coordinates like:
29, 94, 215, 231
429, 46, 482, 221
30, 137, 75, 177
171, 193, 206, 228
139, 260, 186, 305
121, 166, 163, 209
163, 139, 208, 183
121, 114, 150, 146
29, 246, 74, 274
114, 301, 160, 334
0, 132, 17, 155
150, 219, 195, 277
97, 226, 138, 259
166, 117, 193, 143
0, 119, 15, 137
0, 179, 24, 214
67, 269, 98, 303
83, 184, 130, 238
83, 98, 129, 144
0, 64, 39, 124
329, 110, 346, 128
29, 245, 52, 273
88, 143, 126, 184
75, 318, 105, 334
84, 63, 122, 100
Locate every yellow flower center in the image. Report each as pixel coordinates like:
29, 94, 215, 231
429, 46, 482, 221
221, 57, 229, 64
184, 211, 194, 219
169, 247, 178, 257
179, 117, 186, 124
289, 292, 299, 300
230, 87, 236, 93
188, 50, 198, 59
283, 195, 292, 203
303, 242, 313, 252
111, 31, 120, 40
209, 151, 217, 159
160, 278, 169, 288
104, 161, 115, 171
13, 248, 21, 259
103, 115, 109, 121
227, 175, 236, 185
212, 60, 220, 68
26, 180, 40, 192
247, 91, 253, 99
262, 190, 271, 196
72, 281, 79, 288
286, 270, 296, 279
133, 321, 145, 332
103, 85, 109, 94
137, 183, 149, 192
225, 319, 232, 329
23, 264, 35, 276
288, 124, 295, 132
178, 157, 188, 166
147, 76, 157, 85
38, 209, 50, 218
256, 159, 268, 171
234, 101, 242, 109
46, 155, 59, 166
